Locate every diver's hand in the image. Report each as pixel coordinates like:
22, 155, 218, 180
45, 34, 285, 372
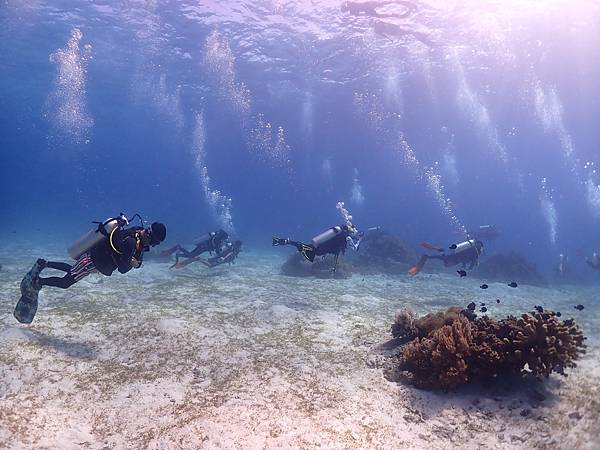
131, 257, 141, 268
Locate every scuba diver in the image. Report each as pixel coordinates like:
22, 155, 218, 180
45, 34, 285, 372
14, 214, 167, 324
341, 1, 417, 18
408, 239, 484, 276
272, 223, 362, 272
198, 240, 243, 268
160, 229, 229, 269
585, 252, 600, 270
555, 253, 570, 279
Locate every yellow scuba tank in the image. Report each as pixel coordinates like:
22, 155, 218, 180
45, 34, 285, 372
68, 214, 128, 259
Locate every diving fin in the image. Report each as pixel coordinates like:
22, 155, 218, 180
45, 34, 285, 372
300, 244, 315, 262
272, 237, 289, 247
14, 259, 45, 324
408, 255, 428, 277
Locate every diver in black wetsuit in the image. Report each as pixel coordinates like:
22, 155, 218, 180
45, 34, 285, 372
273, 224, 362, 272
198, 240, 243, 268
408, 239, 483, 276
36, 222, 167, 289
341, 1, 417, 18
160, 229, 229, 269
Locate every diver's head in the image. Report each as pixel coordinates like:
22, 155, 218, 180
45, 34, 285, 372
144, 222, 166, 247
215, 229, 229, 241
343, 224, 357, 235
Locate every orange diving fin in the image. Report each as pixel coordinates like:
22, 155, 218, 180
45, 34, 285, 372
408, 255, 428, 276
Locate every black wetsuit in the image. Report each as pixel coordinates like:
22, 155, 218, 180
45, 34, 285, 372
177, 232, 225, 259
281, 226, 355, 262
162, 231, 228, 268
38, 228, 142, 289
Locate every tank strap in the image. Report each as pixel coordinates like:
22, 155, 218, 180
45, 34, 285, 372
109, 227, 123, 255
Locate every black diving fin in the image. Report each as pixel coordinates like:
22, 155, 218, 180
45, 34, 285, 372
14, 259, 45, 324
272, 237, 289, 246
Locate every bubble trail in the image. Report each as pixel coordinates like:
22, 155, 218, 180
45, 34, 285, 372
46, 28, 93, 144
540, 177, 558, 245
192, 111, 235, 234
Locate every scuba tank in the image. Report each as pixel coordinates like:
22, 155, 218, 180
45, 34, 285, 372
194, 232, 213, 246
68, 214, 129, 259
449, 239, 478, 255
311, 226, 343, 248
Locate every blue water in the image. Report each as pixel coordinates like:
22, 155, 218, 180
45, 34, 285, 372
3, 3, 600, 447
2, 0, 600, 276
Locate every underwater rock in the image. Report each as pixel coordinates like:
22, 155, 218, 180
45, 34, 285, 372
475, 252, 547, 287
350, 230, 416, 274
384, 307, 586, 390
280, 252, 352, 279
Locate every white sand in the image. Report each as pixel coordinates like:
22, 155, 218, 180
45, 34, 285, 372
1, 251, 598, 449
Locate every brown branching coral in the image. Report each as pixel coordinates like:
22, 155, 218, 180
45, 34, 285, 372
390, 308, 587, 390
400, 316, 473, 389
391, 307, 465, 341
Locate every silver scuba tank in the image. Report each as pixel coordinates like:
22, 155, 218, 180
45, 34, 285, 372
311, 226, 342, 248
68, 215, 128, 259
449, 239, 478, 255
194, 232, 213, 246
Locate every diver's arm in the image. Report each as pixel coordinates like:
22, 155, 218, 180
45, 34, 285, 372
116, 236, 137, 274
212, 250, 235, 267
346, 235, 361, 251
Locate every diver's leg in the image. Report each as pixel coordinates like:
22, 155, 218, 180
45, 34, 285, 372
38, 274, 77, 289
160, 245, 182, 257
46, 261, 73, 272
175, 248, 193, 258
39, 254, 96, 289
172, 257, 201, 269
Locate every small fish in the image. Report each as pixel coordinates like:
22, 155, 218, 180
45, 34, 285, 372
480, 284, 488, 289
574, 304, 585, 311
467, 302, 476, 311
555, 312, 562, 317
480, 307, 488, 313
449, 244, 458, 250
496, 299, 501, 303
534, 305, 544, 313
508, 282, 518, 288
480, 302, 486, 306
457, 270, 467, 277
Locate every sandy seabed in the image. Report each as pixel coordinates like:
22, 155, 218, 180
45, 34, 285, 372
1, 245, 599, 449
